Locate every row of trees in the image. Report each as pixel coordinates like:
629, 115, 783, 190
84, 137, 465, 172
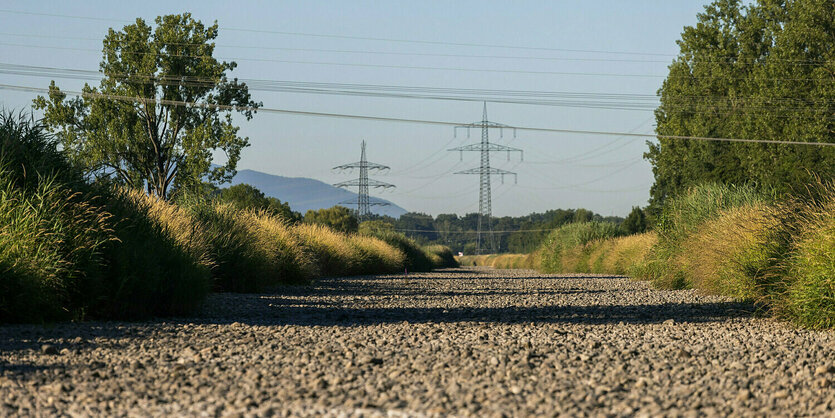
649, 0, 835, 215
367, 207, 646, 254
210, 186, 647, 255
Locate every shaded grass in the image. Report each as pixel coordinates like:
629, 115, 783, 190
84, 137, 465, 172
422, 244, 459, 268
781, 182, 835, 329
367, 231, 433, 272
97, 188, 212, 318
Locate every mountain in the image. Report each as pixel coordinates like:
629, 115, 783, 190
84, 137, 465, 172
227, 169, 408, 218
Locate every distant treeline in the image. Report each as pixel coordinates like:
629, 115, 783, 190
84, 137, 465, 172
363, 207, 648, 254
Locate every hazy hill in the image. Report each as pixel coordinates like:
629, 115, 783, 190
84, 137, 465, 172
227, 169, 408, 218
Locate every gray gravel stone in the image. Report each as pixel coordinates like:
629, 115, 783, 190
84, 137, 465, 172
1, 267, 833, 416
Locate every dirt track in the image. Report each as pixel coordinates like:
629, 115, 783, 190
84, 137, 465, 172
1, 268, 834, 416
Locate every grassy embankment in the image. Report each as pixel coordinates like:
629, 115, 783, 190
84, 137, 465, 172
461, 183, 835, 329
0, 113, 455, 323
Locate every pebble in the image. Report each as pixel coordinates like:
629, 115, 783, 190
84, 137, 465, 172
0, 268, 833, 416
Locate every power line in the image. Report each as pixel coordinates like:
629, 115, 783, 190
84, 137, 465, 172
0, 8, 672, 57
396, 228, 559, 234
2, 9, 834, 66
5, 63, 835, 117
2, 82, 834, 148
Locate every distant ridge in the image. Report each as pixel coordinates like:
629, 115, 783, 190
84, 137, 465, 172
227, 169, 408, 218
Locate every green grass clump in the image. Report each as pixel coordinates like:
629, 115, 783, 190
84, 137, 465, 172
363, 231, 433, 272
782, 186, 835, 329
96, 188, 212, 318
179, 197, 316, 292
644, 183, 772, 289
457, 253, 540, 269
678, 204, 784, 300
539, 221, 620, 273
347, 234, 405, 274
293, 222, 358, 276
422, 244, 459, 268
0, 172, 113, 322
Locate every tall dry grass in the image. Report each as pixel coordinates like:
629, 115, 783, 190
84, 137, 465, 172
457, 253, 541, 270
539, 221, 621, 273
423, 244, 459, 268
780, 182, 835, 329
677, 204, 783, 300
348, 234, 405, 274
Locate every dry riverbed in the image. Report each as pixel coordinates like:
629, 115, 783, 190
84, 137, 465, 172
1, 268, 834, 416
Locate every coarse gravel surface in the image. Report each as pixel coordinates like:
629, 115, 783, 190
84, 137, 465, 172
1, 267, 834, 417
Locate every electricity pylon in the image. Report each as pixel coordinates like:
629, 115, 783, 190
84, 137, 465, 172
333, 141, 395, 221
449, 102, 522, 254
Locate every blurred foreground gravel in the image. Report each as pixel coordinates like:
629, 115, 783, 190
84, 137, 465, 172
1, 268, 834, 417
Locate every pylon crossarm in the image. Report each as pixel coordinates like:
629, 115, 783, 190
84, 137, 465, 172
453, 167, 517, 175
449, 143, 523, 153
332, 161, 390, 171
367, 178, 395, 188
333, 180, 361, 187
338, 199, 391, 207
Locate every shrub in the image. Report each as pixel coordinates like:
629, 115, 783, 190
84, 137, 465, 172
644, 183, 772, 289
304, 206, 358, 233
457, 253, 540, 270
347, 235, 404, 274
423, 245, 459, 268
678, 204, 783, 300
239, 209, 317, 284
782, 184, 835, 329
0, 112, 212, 321
0, 172, 113, 322
180, 198, 310, 292
368, 231, 433, 272
539, 222, 621, 273
293, 223, 358, 276
96, 188, 212, 318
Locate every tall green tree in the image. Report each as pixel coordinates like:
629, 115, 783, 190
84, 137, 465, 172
33, 13, 260, 199
648, 0, 835, 214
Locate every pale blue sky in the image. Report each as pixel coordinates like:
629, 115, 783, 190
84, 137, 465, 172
0, 1, 709, 217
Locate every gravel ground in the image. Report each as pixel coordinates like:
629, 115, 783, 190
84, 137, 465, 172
1, 267, 834, 417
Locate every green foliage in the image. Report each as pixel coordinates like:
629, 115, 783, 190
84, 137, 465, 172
33, 13, 261, 199
620, 206, 648, 235
422, 245, 459, 268
383, 208, 622, 255
539, 222, 621, 273
98, 188, 212, 318
178, 198, 281, 292
0, 113, 210, 321
305, 206, 358, 234
218, 183, 300, 222
645, 183, 773, 289
0, 171, 114, 322
365, 231, 433, 272
648, 0, 835, 215
358, 219, 395, 236
0, 112, 81, 190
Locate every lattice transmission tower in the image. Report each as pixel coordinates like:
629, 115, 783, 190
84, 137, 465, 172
333, 141, 395, 221
449, 103, 522, 254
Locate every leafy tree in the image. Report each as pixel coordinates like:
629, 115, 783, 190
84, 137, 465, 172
648, 0, 835, 215
218, 183, 300, 222
620, 206, 648, 235
304, 206, 358, 233
33, 13, 260, 199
